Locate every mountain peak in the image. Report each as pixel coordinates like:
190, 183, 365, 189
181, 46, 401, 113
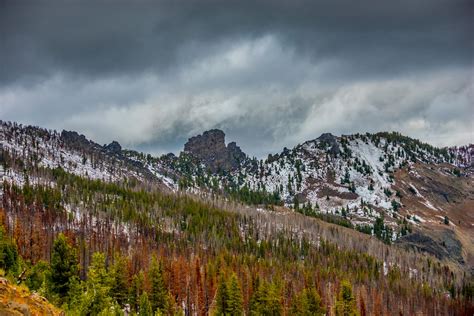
184, 129, 246, 173
317, 132, 340, 155
60, 130, 91, 150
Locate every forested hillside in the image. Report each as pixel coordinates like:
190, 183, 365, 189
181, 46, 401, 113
0, 166, 473, 314
2, 121, 473, 269
0, 121, 473, 315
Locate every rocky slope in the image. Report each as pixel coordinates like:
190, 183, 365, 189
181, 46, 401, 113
0, 278, 61, 316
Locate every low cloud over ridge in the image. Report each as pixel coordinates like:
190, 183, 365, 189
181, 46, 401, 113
1, 0, 472, 156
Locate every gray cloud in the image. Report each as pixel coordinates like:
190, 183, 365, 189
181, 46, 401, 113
0, 0, 472, 157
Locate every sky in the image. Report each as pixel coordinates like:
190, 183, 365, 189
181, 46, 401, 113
1, 0, 473, 157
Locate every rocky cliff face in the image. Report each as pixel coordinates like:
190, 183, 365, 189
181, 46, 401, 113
184, 129, 246, 172
227, 141, 246, 166
60, 130, 92, 151
104, 141, 122, 154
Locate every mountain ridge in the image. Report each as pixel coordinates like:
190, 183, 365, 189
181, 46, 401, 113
1, 120, 473, 272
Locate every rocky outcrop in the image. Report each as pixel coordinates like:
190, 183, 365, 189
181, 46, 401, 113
227, 142, 246, 169
317, 133, 340, 155
184, 129, 246, 173
104, 141, 122, 154
60, 130, 91, 150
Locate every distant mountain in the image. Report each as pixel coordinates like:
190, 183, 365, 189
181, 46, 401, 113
1, 121, 473, 269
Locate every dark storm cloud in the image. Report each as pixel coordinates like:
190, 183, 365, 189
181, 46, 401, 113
0, 0, 472, 156
1, 0, 472, 84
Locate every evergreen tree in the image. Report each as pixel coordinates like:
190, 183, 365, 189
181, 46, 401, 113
293, 196, 299, 210
79, 252, 113, 315
214, 274, 229, 315
249, 277, 262, 315
139, 292, 153, 316
368, 182, 374, 191
25, 260, 50, 292
343, 168, 350, 184
306, 287, 325, 315
66, 275, 83, 311
226, 273, 243, 315
110, 253, 129, 307
290, 287, 326, 316
129, 270, 145, 312
0, 226, 19, 275
149, 255, 169, 313
349, 182, 356, 193
290, 289, 310, 315
335, 280, 358, 316
444, 216, 449, 225
49, 233, 79, 304
249, 280, 282, 316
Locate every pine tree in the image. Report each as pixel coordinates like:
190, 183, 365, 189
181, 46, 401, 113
110, 253, 129, 307
149, 255, 169, 313
79, 252, 113, 315
343, 168, 350, 184
290, 289, 310, 315
265, 282, 282, 316
226, 273, 243, 315
129, 270, 145, 312
291, 287, 324, 315
249, 280, 282, 316
249, 277, 262, 315
444, 216, 449, 225
214, 274, 229, 315
25, 260, 50, 292
139, 292, 153, 316
335, 280, 358, 316
0, 225, 19, 275
349, 182, 356, 193
66, 274, 83, 310
307, 287, 325, 315
49, 233, 79, 304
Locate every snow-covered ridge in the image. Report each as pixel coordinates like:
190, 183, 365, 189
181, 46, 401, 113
163, 131, 466, 237
1, 121, 144, 184
1, 121, 468, 235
